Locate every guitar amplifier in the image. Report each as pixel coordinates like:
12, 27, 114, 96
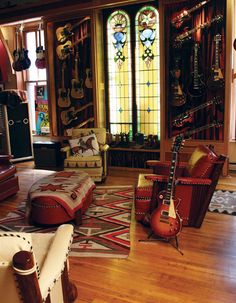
33, 141, 62, 168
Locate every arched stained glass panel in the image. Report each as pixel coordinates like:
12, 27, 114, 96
107, 10, 132, 136
135, 6, 160, 138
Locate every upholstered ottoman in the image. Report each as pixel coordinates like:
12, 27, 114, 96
28, 171, 95, 225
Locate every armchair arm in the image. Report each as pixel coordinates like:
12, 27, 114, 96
61, 146, 71, 158
38, 224, 74, 300
0, 155, 13, 164
176, 177, 212, 186
100, 143, 109, 152
145, 175, 168, 183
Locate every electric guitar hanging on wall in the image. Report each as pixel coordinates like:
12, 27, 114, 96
187, 42, 206, 98
71, 51, 84, 99
150, 121, 223, 239
171, 0, 211, 29
173, 14, 223, 48
170, 56, 186, 107
56, 16, 91, 43
58, 62, 71, 108
56, 34, 90, 60
60, 102, 93, 125
172, 96, 222, 128
207, 34, 224, 91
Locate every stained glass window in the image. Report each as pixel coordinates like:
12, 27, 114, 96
105, 5, 160, 140
135, 6, 160, 138
107, 10, 132, 136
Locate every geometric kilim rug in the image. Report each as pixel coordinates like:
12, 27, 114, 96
0, 185, 134, 258
208, 190, 236, 216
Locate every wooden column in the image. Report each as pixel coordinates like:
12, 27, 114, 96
13, 250, 43, 303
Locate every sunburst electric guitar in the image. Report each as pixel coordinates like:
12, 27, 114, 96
150, 122, 223, 239
150, 135, 183, 238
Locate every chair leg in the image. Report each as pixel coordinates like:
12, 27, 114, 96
61, 262, 78, 303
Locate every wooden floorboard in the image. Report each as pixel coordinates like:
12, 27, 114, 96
1, 162, 236, 303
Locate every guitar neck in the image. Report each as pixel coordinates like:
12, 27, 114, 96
174, 97, 221, 120
61, 66, 65, 89
175, 15, 222, 42
193, 44, 199, 86
184, 122, 223, 138
188, 0, 210, 14
165, 152, 178, 203
215, 40, 220, 69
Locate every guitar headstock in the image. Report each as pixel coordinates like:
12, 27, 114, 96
214, 34, 222, 42
211, 14, 223, 26
213, 96, 222, 105
172, 134, 185, 153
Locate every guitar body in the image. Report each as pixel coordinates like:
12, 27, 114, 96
56, 23, 73, 43
61, 107, 75, 125
151, 192, 182, 238
85, 68, 93, 88
188, 74, 206, 98
12, 50, 23, 72
58, 88, 71, 108
172, 113, 193, 128
207, 67, 224, 91
20, 48, 31, 70
71, 79, 84, 99
56, 41, 73, 60
35, 46, 46, 69
170, 81, 186, 107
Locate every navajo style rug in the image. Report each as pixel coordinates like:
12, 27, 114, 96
209, 190, 236, 216
0, 186, 134, 258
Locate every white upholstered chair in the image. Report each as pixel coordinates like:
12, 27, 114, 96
61, 127, 109, 182
0, 224, 77, 303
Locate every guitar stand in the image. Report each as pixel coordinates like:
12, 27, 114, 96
139, 231, 184, 255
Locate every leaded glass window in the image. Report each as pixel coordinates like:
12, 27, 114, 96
105, 4, 160, 140
135, 6, 160, 138
107, 10, 132, 136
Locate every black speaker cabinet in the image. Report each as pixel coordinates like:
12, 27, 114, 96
33, 141, 62, 168
6, 102, 33, 160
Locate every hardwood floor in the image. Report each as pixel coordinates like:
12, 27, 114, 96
1, 162, 236, 303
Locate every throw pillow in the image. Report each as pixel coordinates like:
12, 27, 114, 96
69, 133, 100, 156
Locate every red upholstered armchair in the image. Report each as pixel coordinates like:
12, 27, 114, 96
135, 145, 226, 228
0, 155, 19, 201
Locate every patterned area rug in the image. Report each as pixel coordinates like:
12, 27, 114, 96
209, 190, 236, 215
0, 186, 134, 258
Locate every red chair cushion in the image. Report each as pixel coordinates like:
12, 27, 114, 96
186, 145, 219, 178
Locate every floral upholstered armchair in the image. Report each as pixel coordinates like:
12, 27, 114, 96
61, 128, 109, 182
0, 224, 77, 303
